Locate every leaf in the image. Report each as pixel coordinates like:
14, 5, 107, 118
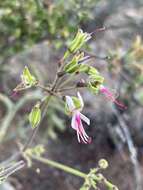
29, 104, 41, 129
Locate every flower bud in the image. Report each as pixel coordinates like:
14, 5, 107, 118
98, 159, 109, 169
29, 103, 41, 129
21, 66, 37, 87
63, 29, 91, 59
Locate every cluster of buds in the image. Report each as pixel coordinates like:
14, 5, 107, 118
80, 159, 118, 190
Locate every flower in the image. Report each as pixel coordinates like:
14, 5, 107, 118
99, 85, 127, 109
65, 92, 91, 144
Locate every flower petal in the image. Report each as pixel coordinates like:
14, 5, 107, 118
76, 131, 81, 143
75, 114, 91, 144
70, 110, 91, 144
71, 113, 78, 130
79, 112, 90, 125
77, 92, 84, 108
65, 96, 75, 111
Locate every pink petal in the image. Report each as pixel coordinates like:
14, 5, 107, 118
75, 113, 91, 144
71, 113, 78, 130
70, 111, 91, 144
76, 131, 81, 143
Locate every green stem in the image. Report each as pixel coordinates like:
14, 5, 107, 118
31, 155, 86, 179
56, 85, 85, 92
22, 95, 52, 152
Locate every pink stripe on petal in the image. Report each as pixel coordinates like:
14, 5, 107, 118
75, 114, 91, 144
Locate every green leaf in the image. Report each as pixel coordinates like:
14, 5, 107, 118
29, 104, 41, 129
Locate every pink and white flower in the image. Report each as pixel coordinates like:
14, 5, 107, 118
65, 92, 91, 144
99, 85, 127, 109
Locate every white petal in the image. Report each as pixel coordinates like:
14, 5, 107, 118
79, 133, 87, 144
77, 92, 84, 108
79, 113, 90, 125
77, 131, 81, 143
71, 113, 77, 130
65, 96, 75, 111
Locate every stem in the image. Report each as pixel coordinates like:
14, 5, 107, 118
37, 84, 58, 97
58, 73, 76, 89
57, 86, 77, 92
22, 95, 51, 152
22, 58, 66, 153
51, 59, 65, 91
31, 155, 86, 178
82, 50, 110, 61
57, 85, 85, 92
4, 56, 68, 164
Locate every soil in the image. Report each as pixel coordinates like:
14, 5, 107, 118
2, 130, 141, 190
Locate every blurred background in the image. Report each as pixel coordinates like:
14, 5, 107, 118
0, 0, 143, 189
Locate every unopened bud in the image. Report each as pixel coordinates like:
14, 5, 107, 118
98, 159, 108, 169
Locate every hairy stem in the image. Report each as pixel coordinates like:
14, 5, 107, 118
22, 95, 51, 152
21, 56, 66, 154
31, 155, 86, 178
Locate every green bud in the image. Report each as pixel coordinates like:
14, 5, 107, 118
78, 64, 89, 73
64, 52, 85, 73
87, 66, 99, 76
88, 75, 104, 94
29, 103, 41, 129
63, 29, 91, 59
21, 66, 37, 87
